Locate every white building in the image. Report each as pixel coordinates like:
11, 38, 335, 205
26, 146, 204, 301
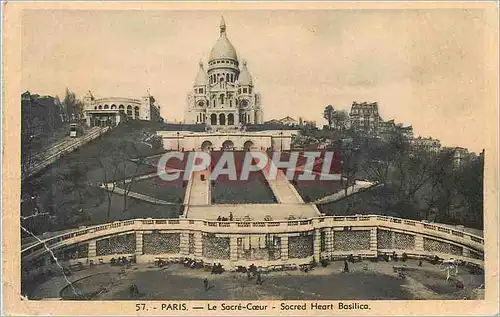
184, 17, 264, 127
83, 91, 162, 127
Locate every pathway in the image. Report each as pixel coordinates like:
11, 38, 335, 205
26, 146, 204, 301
256, 152, 304, 204
185, 169, 211, 206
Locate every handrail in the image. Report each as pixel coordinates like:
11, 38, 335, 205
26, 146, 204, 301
21, 214, 484, 256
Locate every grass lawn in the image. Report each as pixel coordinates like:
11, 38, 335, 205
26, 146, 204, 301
211, 171, 276, 204
116, 177, 186, 203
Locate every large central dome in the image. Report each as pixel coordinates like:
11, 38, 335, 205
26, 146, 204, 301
209, 16, 238, 61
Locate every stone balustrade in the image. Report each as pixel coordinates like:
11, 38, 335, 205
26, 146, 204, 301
21, 215, 484, 269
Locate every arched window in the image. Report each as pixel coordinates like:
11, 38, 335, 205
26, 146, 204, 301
98, 105, 102, 109
210, 113, 217, 125
220, 95, 225, 105
119, 105, 125, 114
126, 105, 132, 118
230, 74, 234, 82
111, 105, 117, 110
104, 104, 109, 109
134, 106, 140, 119
229, 99, 232, 107
226, 74, 230, 82
219, 113, 226, 125
227, 113, 234, 125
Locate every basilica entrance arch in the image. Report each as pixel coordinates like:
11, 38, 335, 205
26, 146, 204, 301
243, 140, 255, 151
219, 113, 226, 126
201, 141, 213, 152
227, 113, 235, 125
210, 114, 217, 125
221, 140, 234, 151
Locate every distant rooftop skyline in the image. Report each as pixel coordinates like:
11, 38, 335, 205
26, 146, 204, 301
22, 9, 494, 152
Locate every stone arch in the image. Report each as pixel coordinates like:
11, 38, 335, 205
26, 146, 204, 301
98, 105, 102, 109
126, 105, 132, 117
227, 113, 234, 125
222, 140, 234, 151
134, 106, 140, 119
201, 140, 213, 152
243, 140, 255, 151
210, 113, 217, 125
111, 105, 117, 110
219, 113, 226, 125
104, 104, 109, 109
119, 105, 125, 114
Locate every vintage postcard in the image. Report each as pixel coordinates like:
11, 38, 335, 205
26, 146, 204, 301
2, 1, 499, 316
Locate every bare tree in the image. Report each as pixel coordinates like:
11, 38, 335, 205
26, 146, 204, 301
94, 141, 124, 221
333, 110, 349, 132
119, 142, 147, 212
62, 88, 84, 122
323, 105, 335, 130
340, 140, 362, 197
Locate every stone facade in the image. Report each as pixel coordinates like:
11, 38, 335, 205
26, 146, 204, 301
22, 218, 484, 273
349, 101, 413, 140
157, 130, 296, 151
412, 136, 442, 153
83, 91, 162, 127
184, 17, 264, 127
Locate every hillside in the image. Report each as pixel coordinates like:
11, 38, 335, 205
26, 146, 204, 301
21, 121, 177, 235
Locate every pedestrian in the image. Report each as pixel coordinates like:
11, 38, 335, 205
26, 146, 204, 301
203, 278, 209, 291
344, 259, 349, 273
229, 212, 234, 221
256, 272, 263, 285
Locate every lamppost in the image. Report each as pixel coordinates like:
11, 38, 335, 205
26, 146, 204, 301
177, 132, 180, 151
280, 131, 283, 152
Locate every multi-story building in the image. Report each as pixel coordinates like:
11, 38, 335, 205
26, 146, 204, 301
412, 137, 442, 153
442, 147, 470, 169
184, 17, 264, 127
349, 101, 413, 140
349, 102, 381, 135
379, 120, 414, 141
82, 91, 162, 127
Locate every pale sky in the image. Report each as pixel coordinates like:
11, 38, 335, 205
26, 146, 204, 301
22, 9, 496, 153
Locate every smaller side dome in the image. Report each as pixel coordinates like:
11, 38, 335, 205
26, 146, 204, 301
194, 61, 208, 86
238, 60, 253, 86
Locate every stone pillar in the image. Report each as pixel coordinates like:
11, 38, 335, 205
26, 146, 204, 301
135, 232, 143, 257
180, 233, 190, 256
194, 232, 203, 259
370, 228, 378, 254
88, 240, 96, 258
391, 231, 396, 249
325, 228, 334, 259
313, 229, 321, 261
280, 235, 289, 261
415, 235, 424, 252
230, 236, 238, 262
